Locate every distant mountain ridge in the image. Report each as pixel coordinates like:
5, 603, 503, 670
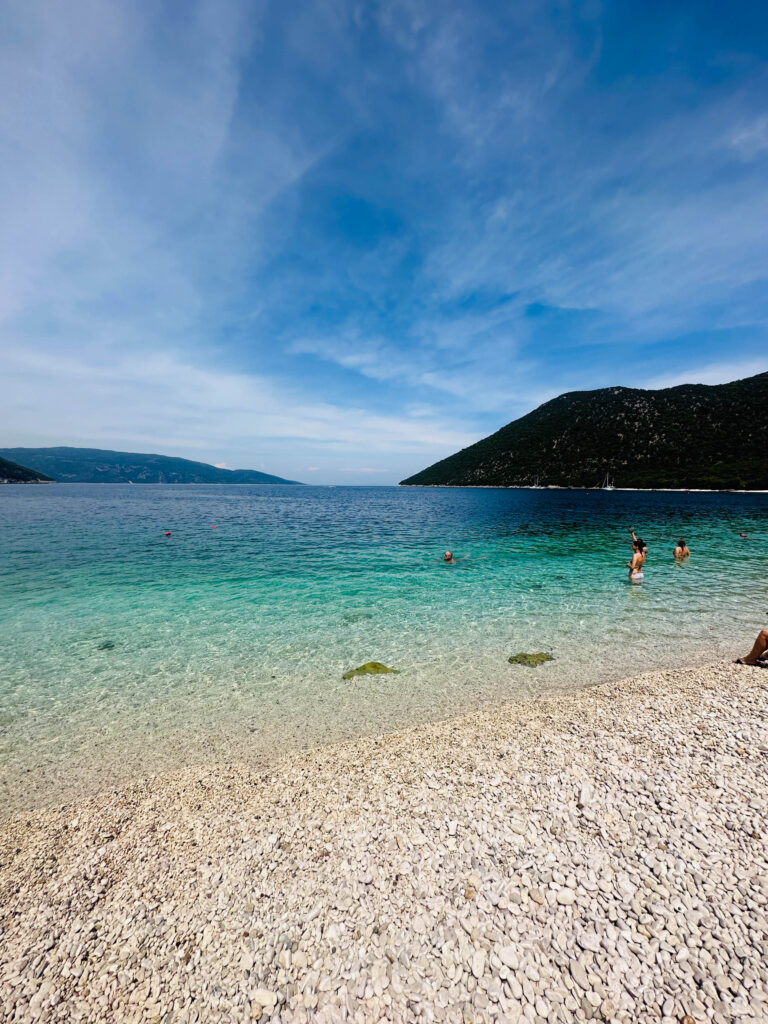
0, 447, 301, 485
0, 455, 54, 484
401, 371, 768, 490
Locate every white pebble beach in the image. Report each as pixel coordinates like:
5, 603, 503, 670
1, 661, 766, 1024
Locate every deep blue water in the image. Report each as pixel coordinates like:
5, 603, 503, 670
1, 484, 766, 809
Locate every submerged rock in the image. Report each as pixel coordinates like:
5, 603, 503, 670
342, 662, 400, 680
97, 640, 116, 651
508, 651, 553, 667
342, 611, 374, 623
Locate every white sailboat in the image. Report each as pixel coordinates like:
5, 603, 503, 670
601, 472, 615, 490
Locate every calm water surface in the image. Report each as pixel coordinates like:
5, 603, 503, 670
1, 484, 766, 810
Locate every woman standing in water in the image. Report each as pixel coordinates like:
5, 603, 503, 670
674, 538, 690, 560
627, 527, 646, 583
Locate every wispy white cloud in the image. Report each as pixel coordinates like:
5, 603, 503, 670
421, 90, 768, 335
0, 0, 331, 363
0, 343, 478, 480
730, 115, 768, 160
1, 2, 251, 320
642, 357, 767, 391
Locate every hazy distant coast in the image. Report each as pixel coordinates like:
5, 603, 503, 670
0, 447, 301, 485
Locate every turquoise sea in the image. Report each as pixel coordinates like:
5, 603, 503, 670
1, 484, 766, 811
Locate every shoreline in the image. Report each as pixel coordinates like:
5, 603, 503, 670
0, 644, 741, 818
399, 484, 768, 493
4, 481, 768, 492
2, 661, 767, 1023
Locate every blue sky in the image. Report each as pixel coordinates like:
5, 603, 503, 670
1, 0, 767, 483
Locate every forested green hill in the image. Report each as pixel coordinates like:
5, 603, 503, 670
0, 455, 54, 483
401, 371, 768, 490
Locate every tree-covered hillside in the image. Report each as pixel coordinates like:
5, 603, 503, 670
0, 456, 54, 484
401, 371, 768, 490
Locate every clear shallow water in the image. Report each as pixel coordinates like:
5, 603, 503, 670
1, 483, 766, 810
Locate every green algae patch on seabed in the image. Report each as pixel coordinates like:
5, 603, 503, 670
343, 662, 400, 680
508, 652, 554, 667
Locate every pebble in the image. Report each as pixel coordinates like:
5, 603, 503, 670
570, 962, 590, 991
498, 946, 519, 971
1, 661, 766, 1024
575, 929, 601, 953
471, 950, 486, 980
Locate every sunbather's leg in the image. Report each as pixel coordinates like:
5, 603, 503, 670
737, 628, 768, 665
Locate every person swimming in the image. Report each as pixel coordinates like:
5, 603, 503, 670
627, 532, 646, 582
674, 538, 690, 560
443, 551, 455, 564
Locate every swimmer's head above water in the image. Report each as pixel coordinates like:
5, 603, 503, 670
444, 551, 454, 563
629, 527, 648, 553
